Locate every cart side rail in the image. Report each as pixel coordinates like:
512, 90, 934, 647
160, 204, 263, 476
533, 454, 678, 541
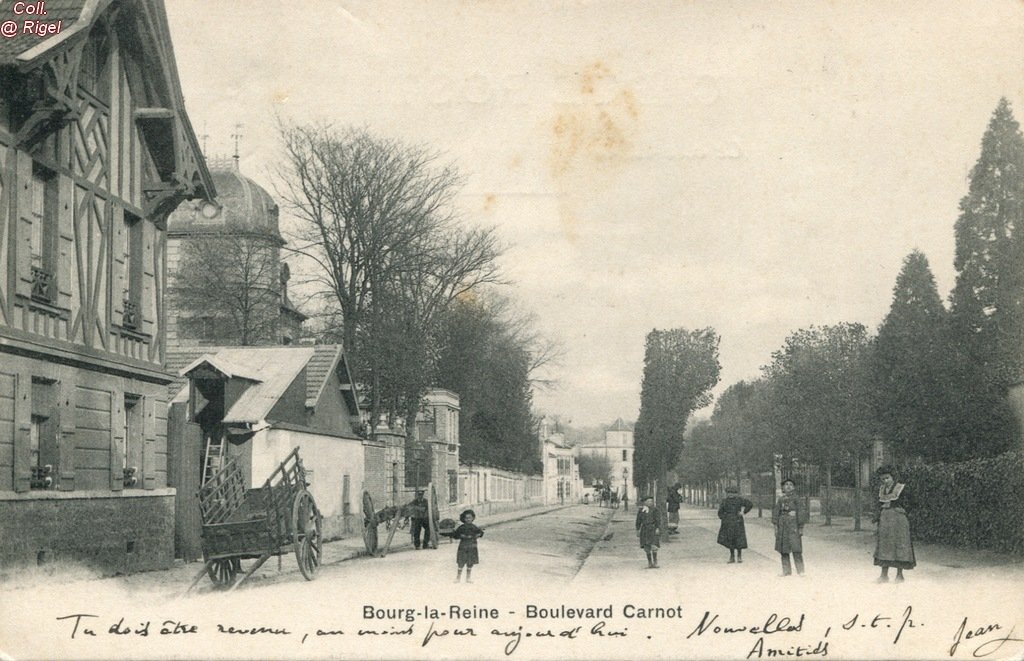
198, 457, 247, 525
260, 447, 308, 541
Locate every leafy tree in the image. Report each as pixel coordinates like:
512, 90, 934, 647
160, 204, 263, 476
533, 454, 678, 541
433, 294, 540, 473
763, 323, 874, 524
276, 124, 503, 429
873, 251, 958, 461
635, 327, 721, 499
169, 231, 283, 345
707, 379, 778, 479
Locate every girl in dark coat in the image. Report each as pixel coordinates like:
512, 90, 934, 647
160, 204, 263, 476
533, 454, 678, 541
449, 509, 484, 583
717, 486, 754, 563
635, 496, 664, 568
873, 467, 915, 583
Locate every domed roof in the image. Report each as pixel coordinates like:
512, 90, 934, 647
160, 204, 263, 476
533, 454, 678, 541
168, 160, 280, 238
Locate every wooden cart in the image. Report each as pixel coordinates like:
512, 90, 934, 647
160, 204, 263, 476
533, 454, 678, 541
362, 483, 441, 557
187, 447, 322, 592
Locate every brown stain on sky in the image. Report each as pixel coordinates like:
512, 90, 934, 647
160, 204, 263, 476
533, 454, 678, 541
550, 61, 641, 243
483, 193, 497, 212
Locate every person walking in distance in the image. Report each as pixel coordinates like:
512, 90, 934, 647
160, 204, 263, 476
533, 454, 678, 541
408, 490, 430, 550
636, 496, 664, 568
772, 478, 807, 576
448, 509, 484, 583
666, 482, 683, 535
717, 485, 754, 563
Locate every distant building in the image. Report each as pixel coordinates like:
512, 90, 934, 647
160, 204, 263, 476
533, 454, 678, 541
578, 419, 636, 501
166, 157, 306, 349
539, 416, 581, 505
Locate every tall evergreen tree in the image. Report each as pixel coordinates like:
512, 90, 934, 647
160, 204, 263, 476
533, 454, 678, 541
635, 327, 721, 498
950, 98, 1024, 387
873, 251, 956, 460
946, 98, 1024, 454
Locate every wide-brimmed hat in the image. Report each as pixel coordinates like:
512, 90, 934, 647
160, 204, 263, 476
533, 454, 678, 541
725, 486, 739, 494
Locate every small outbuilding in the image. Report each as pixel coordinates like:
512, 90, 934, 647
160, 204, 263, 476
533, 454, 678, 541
167, 344, 364, 560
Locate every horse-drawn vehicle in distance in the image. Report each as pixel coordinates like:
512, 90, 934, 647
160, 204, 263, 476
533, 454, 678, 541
187, 447, 323, 592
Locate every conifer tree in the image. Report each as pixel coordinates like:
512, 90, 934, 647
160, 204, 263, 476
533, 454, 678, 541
873, 251, 956, 460
946, 98, 1023, 453
950, 98, 1024, 388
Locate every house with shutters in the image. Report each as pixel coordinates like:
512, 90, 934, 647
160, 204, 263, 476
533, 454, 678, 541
0, 0, 214, 574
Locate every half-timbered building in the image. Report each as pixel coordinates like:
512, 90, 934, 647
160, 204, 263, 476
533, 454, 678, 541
0, 0, 214, 574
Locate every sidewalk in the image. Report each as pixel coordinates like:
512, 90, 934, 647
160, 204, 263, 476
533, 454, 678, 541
679, 504, 1024, 581
0, 502, 575, 595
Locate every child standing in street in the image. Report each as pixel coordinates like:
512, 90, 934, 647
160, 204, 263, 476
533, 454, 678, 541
636, 496, 664, 568
717, 486, 754, 563
772, 478, 808, 576
449, 509, 484, 583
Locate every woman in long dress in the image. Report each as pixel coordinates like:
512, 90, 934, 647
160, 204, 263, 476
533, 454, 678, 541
873, 467, 915, 583
717, 486, 754, 563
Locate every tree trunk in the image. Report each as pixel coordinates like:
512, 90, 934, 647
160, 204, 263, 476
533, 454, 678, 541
824, 464, 833, 526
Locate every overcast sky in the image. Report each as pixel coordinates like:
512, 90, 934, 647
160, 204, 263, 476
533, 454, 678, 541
166, 1, 1024, 426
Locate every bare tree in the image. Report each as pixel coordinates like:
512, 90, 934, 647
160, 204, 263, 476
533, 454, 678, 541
169, 231, 282, 346
275, 123, 504, 429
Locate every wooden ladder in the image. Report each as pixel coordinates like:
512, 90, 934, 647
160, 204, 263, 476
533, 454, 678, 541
202, 434, 226, 485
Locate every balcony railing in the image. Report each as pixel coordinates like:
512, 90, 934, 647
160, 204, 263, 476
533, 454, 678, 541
31, 266, 54, 303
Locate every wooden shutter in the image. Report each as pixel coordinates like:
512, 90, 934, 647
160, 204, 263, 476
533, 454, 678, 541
111, 204, 125, 322
14, 154, 33, 299
12, 373, 31, 492
56, 375, 75, 491
109, 385, 124, 491
142, 395, 156, 489
56, 174, 73, 310
140, 219, 155, 334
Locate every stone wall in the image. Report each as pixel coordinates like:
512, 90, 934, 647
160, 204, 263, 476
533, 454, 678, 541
0, 490, 175, 575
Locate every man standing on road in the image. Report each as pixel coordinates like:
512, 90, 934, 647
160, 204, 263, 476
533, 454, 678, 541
666, 482, 682, 535
409, 490, 431, 549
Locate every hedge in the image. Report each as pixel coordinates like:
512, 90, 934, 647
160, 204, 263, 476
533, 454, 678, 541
898, 451, 1024, 554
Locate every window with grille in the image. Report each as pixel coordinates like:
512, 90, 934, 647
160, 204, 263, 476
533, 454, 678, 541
29, 166, 57, 303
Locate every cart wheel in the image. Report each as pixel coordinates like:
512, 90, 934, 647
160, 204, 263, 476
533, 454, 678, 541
428, 483, 441, 549
362, 491, 379, 556
293, 490, 322, 581
206, 557, 240, 587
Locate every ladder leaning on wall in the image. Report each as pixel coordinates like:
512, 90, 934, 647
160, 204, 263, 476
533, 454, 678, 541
202, 434, 227, 485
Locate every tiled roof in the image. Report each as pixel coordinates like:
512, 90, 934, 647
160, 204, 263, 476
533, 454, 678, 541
166, 346, 214, 402
167, 344, 354, 422
177, 347, 313, 424
0, 0, 90, 65
304, 344, 342, 408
